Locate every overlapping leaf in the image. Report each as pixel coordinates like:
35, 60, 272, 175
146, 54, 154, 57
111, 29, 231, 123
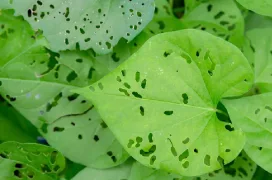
72, 160, 132, 180
223, 93, 272, 173
0, 98, 39, 143
0, 142, 65, 180
236, 0, 272, 17
242, 28, 272, 93
0, 0, 155, 54
75, 29, 253, 176
0, 10, 129, 168
182, 0, 244, 47
129, 151, 256, 180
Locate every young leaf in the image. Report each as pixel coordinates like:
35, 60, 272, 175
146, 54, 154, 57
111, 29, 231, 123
236, 0, 272, 17
0, 141, 65, 179
222, 93, 272, 173
242, 28, 272, 93
182, 0, 244, 47
0, 0, 155, 54
0, 10, 129, 168
75, 29, 253, 176
72, 160, 132, 180
129, 151, 256, 180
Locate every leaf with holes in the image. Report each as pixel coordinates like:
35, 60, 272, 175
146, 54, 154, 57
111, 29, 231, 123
72, 160, 132, 180
0, 0, 155, 54
222, 93, 272, 173
0, 99, 39, 143
0, 141, 65, 180
0, 10, 129, 168
75, 29, 253, 176
129, 151, 256, 180
242, 28, 272, 93
143, 0, 184, 36
236, 0, 272, 17
182, 0, 244, 47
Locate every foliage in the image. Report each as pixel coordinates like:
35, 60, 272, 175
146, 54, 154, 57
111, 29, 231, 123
0, 0, 272, 179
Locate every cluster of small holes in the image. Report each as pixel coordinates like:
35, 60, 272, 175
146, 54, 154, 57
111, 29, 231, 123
190, 3, 240, 42
127, 134, 156, 165
16, 0, 155, 52
0, 147, 63, 178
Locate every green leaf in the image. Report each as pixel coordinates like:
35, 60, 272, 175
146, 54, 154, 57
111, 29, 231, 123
129, 151, 256, 180
129, 161, 183, 180
75, 29, 253, 176
72, 160, 132, 180
245, 12, 272, 31
0, 10, 129, 168
236, 0, 272, 17
0, 0, 155, 54
183, 0, 244, 47
222, 93, 272, 173
242, 28, 272, 93
0, 141, 65, 180
0, 98, 39, 143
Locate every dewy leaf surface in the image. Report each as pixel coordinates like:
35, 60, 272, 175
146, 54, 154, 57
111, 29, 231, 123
75, 29, 253, 176
242, 28, 272, 93
183, 0, 244, 47
0, 142, 65, 180
0, 0, 155, 54
0, 10, 129, 168
72, 160, 132, 180
236, 0, 272, 17
222, 93, 272, 173
129, 151, 256, 180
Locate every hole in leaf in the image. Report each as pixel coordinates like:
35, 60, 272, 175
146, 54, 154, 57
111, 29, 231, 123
50, 151, 58, 164
148, 133, 153, 143
135, 72, 140, 82
164, 111, 173, 115
53, 127, 64, 132
140, 145, 156, 157
94, 135, 99, 142
182, 137, 189, 144
225, 125, 234, 131
150, 155, 156, 165
140, 106, 144, 116
182, 161, 189, 168
179, 149, 189, 161
204, 155, 211, 166
132, 92, 142, 98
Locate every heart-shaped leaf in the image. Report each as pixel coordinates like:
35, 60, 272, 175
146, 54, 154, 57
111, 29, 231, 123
0, 0, 155, 54
222, 93, 272, 173
0, 10, 129, 168
75, 29, 253, 176
0, 142, 65, 180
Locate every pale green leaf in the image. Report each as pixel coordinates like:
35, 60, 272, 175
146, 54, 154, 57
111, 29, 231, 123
0, 0, 155, 54
236, 0, 272, 17
222, 93, 272, 173
183, 0, 244, 47
245, 12, 272, 31
129, 151, 256, 180
0, 10, 129, 168
0, 142, 65, 180
72, 160, 132, 180
242, 28, 272, 93
75, 29, 253, 176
